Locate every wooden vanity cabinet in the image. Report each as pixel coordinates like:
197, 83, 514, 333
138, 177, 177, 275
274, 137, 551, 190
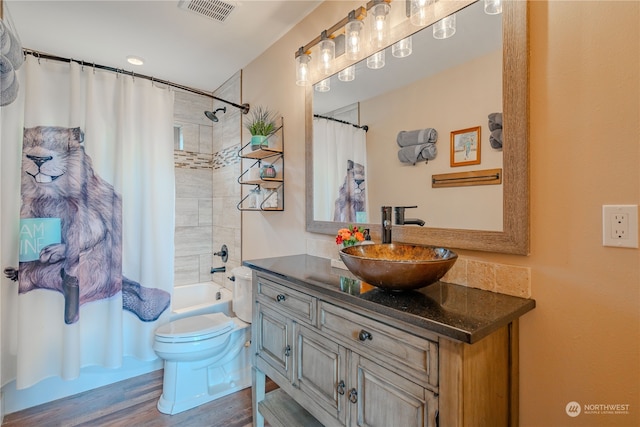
252, 271, 518, 427
294, 320, 438, 427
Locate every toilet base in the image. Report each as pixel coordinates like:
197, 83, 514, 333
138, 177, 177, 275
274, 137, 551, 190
157, 369, 251, 415
156, 326, 251, 415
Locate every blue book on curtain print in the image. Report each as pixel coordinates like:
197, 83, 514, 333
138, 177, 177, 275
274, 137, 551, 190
19, 218, 62, 262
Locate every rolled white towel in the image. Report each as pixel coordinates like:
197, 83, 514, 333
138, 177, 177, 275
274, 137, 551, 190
0, 20, 23, 70
490, 128, 502, 149
397, 143, 437, 165
488, 112, 502, 131
397, 128, 438, 147
0, 54, 19, 106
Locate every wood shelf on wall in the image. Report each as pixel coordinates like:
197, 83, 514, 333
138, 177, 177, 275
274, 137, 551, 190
240, 146, 283, 160
432, 168, 502, 188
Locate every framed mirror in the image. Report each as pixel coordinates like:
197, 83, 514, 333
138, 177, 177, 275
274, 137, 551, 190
305, 0, 528, 255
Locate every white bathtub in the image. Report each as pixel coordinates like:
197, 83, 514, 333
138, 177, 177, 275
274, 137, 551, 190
171, 282, 232, 321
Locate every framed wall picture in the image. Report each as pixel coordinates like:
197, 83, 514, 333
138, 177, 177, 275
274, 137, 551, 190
450, 126, 481, 167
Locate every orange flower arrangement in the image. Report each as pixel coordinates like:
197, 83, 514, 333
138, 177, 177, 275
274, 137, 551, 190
335, 225, 365, 247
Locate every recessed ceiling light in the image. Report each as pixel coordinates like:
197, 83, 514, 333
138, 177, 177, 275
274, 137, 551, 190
126, 55, 145, 66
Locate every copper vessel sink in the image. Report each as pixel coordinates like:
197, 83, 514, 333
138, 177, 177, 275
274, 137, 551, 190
339, 243, 458, 291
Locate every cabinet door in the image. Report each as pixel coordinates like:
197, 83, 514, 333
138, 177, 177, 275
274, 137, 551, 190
319, 301, 438, 389
348, 354, 437, 427
255, 302, 292, 382
294, 323, 348, 425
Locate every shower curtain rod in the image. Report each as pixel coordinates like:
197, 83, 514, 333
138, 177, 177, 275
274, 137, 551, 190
22, 48, 251, 114
314, 114, 368, 132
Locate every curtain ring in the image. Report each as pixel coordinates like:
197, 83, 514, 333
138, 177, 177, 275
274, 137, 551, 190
132, 71, 135, 82
37, 51, 41, 64
81, 60, 84, 71
93, 63, 96, 74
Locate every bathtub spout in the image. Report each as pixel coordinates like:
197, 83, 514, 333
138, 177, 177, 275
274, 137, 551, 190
211, 266, 226, 274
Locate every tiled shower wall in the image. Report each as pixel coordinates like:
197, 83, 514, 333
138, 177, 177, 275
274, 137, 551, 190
173, 72, 242, 290
211, 74, 243, 286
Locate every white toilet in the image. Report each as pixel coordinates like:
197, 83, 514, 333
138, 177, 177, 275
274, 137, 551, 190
153, 267, 253, 415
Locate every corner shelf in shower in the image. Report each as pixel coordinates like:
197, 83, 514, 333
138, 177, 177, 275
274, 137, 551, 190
237, 118, 285, 211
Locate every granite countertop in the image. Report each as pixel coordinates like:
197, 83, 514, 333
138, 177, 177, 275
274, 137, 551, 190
244, 254, 535, 344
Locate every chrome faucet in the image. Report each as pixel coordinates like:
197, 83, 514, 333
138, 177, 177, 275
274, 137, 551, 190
211, 266, 226, 274
394, 206, 425, 227
381, 206, 393, 243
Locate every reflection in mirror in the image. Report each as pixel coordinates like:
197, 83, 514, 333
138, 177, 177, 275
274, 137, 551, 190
313, 1, 502, 231
306, 0, 529, 255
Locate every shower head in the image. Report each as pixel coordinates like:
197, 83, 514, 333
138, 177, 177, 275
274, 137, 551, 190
204, 107, 227, 122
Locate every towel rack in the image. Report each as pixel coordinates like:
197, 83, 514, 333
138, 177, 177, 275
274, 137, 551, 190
432, 168, 502, 188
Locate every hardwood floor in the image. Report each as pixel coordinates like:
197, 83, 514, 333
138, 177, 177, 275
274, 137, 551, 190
2, 370, 277, 427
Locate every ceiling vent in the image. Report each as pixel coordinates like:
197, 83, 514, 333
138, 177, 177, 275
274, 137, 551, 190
178, 0, 236, 23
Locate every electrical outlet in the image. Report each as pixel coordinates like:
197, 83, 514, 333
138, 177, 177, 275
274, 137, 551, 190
603, 205, 638, 248
611, 213, 629, 239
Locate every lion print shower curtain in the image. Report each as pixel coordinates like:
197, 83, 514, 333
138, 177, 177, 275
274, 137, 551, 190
313, 117, 368, 223
0, 55, 175, 388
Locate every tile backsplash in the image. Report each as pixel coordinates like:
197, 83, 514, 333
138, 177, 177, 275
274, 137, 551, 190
307, 237, 531, 298
442, 258, 531, 298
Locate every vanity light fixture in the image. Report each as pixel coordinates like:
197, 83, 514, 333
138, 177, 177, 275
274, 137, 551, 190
315, 78, 331, 92
293, 0, 396, 87
392, 36, 412, 58
433, 13, 456, 39
318, 31, 335, 76
345, 11, 365, 60
293, 6, 366, 87
338, 65, 356, 82
484, 0, 503, 15
369, 0, 391, 49
410, 0, 435, 27
367, 50, 386, 70
295, 47, 311, 86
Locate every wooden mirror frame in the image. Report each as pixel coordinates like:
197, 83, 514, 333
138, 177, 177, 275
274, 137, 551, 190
305, 0, 529, 255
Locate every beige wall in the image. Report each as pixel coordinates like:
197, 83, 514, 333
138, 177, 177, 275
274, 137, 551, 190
242, 1, 639, 426
522, 1, 639, 425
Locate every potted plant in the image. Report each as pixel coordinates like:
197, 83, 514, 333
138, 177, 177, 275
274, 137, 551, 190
244, 105, 278, 150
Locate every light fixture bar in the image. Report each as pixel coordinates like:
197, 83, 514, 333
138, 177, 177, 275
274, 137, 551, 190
295, 6, 367, 58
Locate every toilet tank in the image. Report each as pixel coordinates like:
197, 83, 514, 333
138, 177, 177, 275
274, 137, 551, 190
231, 266, 253, 323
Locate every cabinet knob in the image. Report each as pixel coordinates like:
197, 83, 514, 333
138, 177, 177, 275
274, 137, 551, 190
349, 388, 358, 403
337, 380, 345, 395
276, 294, 286, 302
284, 345, 291, 357
358, 330, 373, 341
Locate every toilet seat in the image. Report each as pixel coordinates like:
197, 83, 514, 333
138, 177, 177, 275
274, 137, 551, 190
155, 312, 234, 343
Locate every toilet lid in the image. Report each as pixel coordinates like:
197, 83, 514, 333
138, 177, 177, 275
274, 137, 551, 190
155, 312, 234, 343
